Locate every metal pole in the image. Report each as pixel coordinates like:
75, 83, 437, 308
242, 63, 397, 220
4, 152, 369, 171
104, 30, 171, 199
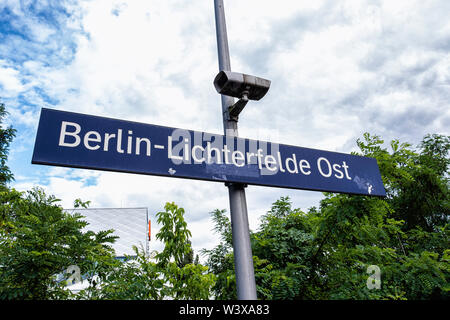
146, 208, 150, 257
213, 0, 257, 300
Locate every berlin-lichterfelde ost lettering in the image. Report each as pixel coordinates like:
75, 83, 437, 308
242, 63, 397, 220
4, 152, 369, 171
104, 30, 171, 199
58, 120, 353, 180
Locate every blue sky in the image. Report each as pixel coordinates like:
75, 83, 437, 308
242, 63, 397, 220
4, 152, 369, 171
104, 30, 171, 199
1, 0, 449, 255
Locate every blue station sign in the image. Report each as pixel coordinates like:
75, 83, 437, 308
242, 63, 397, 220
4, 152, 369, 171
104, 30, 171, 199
32, 108, 386, 196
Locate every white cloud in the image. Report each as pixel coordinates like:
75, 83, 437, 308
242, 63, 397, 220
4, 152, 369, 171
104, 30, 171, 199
0, 61, 24, 96
4, 0, 450, 256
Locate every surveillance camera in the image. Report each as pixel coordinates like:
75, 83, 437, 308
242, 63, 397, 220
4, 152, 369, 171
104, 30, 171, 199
213, 71, 271, 101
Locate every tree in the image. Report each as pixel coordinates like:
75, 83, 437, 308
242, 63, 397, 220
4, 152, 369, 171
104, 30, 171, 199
0, 103, 213, 300
0, 104, 118, 300
83, 202, 215, 300
154, 202, 215, 299
0, 187, 118, 299
357, 133, 449, 232
203, 133, 449, 300
155, 202, 193, 268
78, 245, 164, 300
0, 102, 16, 186
201, 209, 235, 299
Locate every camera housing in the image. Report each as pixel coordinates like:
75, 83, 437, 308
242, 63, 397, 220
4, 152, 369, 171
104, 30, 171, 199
213, 71, 271, 101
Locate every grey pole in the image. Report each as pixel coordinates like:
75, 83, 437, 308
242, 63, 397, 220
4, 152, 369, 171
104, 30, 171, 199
213, 0, 257, 300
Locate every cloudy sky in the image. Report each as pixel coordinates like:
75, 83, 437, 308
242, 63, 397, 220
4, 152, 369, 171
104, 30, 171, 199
1, 0, 449, 257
